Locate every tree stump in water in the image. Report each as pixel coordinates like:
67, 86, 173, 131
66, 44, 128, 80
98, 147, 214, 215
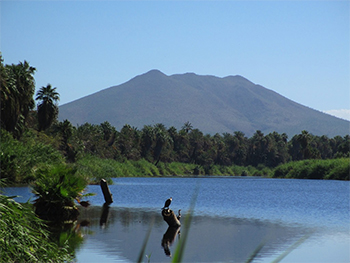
162, 209, 181, 227
100, 179, 113, 204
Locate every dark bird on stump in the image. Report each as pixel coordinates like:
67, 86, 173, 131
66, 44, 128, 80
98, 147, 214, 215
76, 198, 90, 208
163, 197, 172, 210
177, 209, 181, 220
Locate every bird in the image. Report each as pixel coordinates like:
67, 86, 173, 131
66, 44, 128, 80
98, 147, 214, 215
162, 197, 172, 210
177, 209, 181, 220
76, 198, 90, 208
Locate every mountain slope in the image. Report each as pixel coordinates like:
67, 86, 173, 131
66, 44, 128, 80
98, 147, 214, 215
59, 70, 349, 137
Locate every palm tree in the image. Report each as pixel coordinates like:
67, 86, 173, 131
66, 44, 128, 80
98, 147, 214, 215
181, 121, 193, 134
141, 125, 155, 160
100, 121, 115, 141
153, 123, 173, 165
1, 60, 36, 138
58, 119, 73, 146
36, 84, 59, 131
248, 130, 268, 166
231, 131, 248, 166
57, 119, 77, 162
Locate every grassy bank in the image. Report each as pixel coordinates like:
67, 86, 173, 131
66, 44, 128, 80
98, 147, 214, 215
272, 158, 349, 180
75, 155, 349, 182
75, 154, 273, 183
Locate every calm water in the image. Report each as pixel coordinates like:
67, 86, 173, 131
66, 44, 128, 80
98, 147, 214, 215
4, 177, 350, 262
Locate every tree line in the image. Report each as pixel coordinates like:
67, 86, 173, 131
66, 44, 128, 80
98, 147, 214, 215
1, 56, 349, 171
51, 121, 348, 168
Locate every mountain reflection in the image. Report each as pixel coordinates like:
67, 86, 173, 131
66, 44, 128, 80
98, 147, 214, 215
75, 206, 311, 262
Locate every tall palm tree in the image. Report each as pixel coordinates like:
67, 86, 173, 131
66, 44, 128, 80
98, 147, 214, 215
57, 119, 76, 162
36, 84, 59, 131
141, 125, 155, 160
153, 123, 173, 165
297, 130, 312, 159
1, 60, 36, 138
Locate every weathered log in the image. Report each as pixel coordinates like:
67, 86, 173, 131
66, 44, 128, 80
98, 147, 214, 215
162, 209, 181, 227
100, 179, 113, 204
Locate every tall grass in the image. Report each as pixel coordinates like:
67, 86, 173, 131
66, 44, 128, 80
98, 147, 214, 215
273, 158, 350, 180
75, 154, 119, 184
0, 192, 72, 262
74, 155, 273, 183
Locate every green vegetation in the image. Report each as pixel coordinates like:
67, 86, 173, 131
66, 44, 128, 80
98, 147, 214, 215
0, 57, 36, 139
0, 190, 73, 262
273, 158, 349, 180
0, 129, 65, 184
32, 163, 90, 221
36, 84, 60, 131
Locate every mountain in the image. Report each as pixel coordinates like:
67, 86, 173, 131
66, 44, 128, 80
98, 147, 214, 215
58, 70, 350, 138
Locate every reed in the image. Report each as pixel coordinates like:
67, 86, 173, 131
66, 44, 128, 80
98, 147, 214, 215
0, 192, 72, 262
273, 158, 349, 180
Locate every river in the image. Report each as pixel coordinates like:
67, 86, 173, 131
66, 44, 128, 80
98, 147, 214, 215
3, 177, 350, 262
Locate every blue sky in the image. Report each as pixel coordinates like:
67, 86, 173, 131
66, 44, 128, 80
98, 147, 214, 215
1, 1, 349, 120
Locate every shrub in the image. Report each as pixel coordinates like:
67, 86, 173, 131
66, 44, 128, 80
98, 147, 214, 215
0, 129, 64, 184
31, 163, 88, 221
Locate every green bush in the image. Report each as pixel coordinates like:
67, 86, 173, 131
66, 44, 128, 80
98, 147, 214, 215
31, 163, 88, 221
0, 129, 64, 184
325, 159, 350, 180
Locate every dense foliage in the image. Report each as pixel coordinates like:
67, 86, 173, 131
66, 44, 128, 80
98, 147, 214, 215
0, 129, 65, 183
0, 56, 36, 138
273, 158, 349, 180
0, 190, 73, 262
62, 121, 349, 169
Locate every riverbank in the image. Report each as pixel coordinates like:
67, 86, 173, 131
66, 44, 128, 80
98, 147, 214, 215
2, 127, 349, 187
2, 154, 349, 188
76, 155, 349, 183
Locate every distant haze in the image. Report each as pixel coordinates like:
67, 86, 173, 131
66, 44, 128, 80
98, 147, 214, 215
59, 70, 350, 138
323, 109, 350, 121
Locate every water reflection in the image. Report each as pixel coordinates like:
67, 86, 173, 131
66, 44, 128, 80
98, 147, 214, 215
161, 226, 181, 257
100, 203, 111, 228
74, 206, 312, 263
3, 177, 349, 262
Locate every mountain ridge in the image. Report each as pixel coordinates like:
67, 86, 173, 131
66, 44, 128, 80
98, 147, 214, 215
59, 70, 350, 137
